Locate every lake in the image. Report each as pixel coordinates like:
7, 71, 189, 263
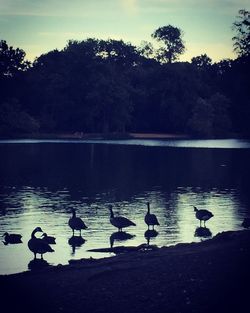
1, 138, 250, 275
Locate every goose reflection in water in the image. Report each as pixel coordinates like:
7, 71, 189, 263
28, 258, 50, 271
109, 231, 135, 248
194, 227, 212, 238
144, 229, 158, 245
68, 235, 86, 255
3, 232, 22, 245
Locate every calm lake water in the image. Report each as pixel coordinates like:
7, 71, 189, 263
1, 138, 250, 275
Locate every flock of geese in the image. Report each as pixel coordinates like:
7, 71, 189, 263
3, 202, 249, 261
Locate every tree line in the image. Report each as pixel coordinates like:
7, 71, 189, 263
0, 9, 249, 138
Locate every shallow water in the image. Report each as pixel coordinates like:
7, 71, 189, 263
0, 139, 250, 274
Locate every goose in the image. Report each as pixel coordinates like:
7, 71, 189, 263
3, 232, 22, 244
41, 233, 56, 244
193, 206, 214, 227
68, 209, 87, 235
109, 205, 136, 232
144, 202, 160, 230
28, 227, 54, 259
242, 217, 250, 228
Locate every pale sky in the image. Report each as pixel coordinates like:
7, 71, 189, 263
0, 0, 249, 62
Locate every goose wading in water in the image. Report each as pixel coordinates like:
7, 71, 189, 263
68, 209, 87, 235
144, 202, 160, 230
3, 232, 22, 244
109, 205, 136, 232
193, 206, 214, 227
28, 227, 54, 259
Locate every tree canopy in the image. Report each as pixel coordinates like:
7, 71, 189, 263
233, 9, 250, 57
151, 25, 185, 63
0, 12, 249, 138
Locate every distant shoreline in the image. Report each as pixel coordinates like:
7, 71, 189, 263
1, 132, 247, 140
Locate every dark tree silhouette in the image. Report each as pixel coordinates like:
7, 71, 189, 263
0, 40, 30, 78
191, 54, 212, 69
233, 9, 250, 57
151, 25, 185, 63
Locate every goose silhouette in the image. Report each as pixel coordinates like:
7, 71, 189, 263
144, 202, 160, 230
193, 206, 214, 227
41, 233, 56, 244
28, 227, 54, 259
68, 208, 87, 235
109, 205, 136, 232
3, 232, 22, 244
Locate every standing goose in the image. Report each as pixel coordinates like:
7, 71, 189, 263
68, 209, 87, 235
109, 205, 136, 232
193, 206, 214, 227
3, 232, 22, 244
28, 227, 54, 259
144, 202, 160, 230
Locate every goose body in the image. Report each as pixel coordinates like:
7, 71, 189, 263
194, 206, 213, 226
28, 227, 54, 259
3, 232, 22, 244
109, 205, 136, 232
144, 202, 160, 229
68, 209, 87, 235
42, 233, 56, 244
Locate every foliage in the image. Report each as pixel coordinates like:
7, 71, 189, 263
0, 40, 30, 78
188, 93, 231, 137
233, 9, 250, 57
151, 25, 185, 63
191, 54, 212, 69
0, 14, 249, 138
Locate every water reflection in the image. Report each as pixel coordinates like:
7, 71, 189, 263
68, 236, 86, 255
109, 231, 135, 248
194, 227, 212, 238
144, 229, 159, 246
28, 258, 50, 271
0, 141, 250, 274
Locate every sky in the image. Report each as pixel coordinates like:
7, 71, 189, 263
0, 0, 249, 62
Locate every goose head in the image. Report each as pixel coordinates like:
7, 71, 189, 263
193, 206, 198, 212
31, 227, 43, 238
34, 227, 43, 233
3, 232, 9, 237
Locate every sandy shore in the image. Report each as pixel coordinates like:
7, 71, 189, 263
1, 229, 249, 313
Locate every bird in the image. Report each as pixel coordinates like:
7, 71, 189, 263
242, 217, 250, 228
28, 227, 54, 259
41, 233, 56, 244
144, 202, 160, 230
109, 205, 136, 232
68, 208, 87, 235
3, 232, 22, 244
193, 206, 214, 227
